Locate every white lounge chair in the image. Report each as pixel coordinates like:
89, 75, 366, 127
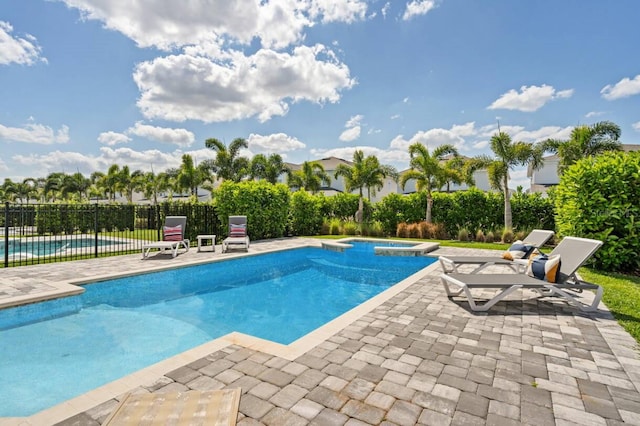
440, 236, 604, 312
142, 216, 190, 259
222, 215, 250, 253
439, 229, 555, 274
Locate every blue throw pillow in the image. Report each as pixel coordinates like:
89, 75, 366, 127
526, 253, 562, 283
502, 240, 535, 261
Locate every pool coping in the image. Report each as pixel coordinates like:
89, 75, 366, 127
2, 238, 440, 425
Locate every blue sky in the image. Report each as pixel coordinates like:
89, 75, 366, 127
1, 0, 639, 189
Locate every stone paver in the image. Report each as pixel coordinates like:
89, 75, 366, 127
1, 239, 640, 425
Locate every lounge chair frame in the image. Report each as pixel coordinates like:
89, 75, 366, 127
222, 215, 250, 253
440, 236, 604, 312
439, 229, 555, 274
142, 216, 190, 259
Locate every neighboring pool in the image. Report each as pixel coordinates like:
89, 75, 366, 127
0, 242, 435, 417
0, 236, 119, 257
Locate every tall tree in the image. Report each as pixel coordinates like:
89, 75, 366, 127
485, 132, 544, 230
61, 172, 90, 201
287, 161, 331, 194
205, 137, 250, 182
399, 143, 459, 223
334, 151, 397, 224
176, 154, 205, 196
250, 153, 290, 184
44, 172, 65, 202
542, 121, 622, 174
140, 170, 170, 205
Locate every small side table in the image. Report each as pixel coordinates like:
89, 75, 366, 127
196, 235, 216, 252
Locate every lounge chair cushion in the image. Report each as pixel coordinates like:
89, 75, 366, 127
526, 253, 561, 283
502, 240, 535, 260
163, 225, 183, 241
229, 224, 246, 237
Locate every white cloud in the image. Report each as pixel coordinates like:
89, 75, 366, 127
0, 122, 69, 144
126, 122, 195, 147
310, 145, 408, 166
586, 111, 605, 118
0, 21, 46, 66
98, 131, 131, 146
308, 0, 368, 24
339, 114, 363, 141
345, 114, 363, 128
402, 0, 437, 20
134, 45, 355, 123
472, 140, 488, 149
601, 74, 640, 100
247, 133, 306, 153
339, 126, 361, 142
390, 114, 401, 120
633, 122, 640, 132
381, 2, 391, 18
450, 122, 476, 137
389, 128, 464, 151
12, 146, 217, 178
511, 126, 573, 143
60, 0, 367, 51
488, 84, 574, 112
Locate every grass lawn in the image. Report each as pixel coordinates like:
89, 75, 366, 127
314, 235, 640, 345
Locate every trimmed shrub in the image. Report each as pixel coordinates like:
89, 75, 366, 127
214, 181, 290, 240
407, 223, 420, 238
485, 231, 495, 243
342, 221, 358, 235
475, 229, 485, 242
555, 151, 640, 272
396, 222, 409, 238
501, 228, 514, 243
458, 228, 469, 242
289, 190, 324, 236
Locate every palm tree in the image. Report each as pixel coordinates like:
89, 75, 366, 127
205, 137, 250, 182
140, 170, 170, 205
99, 165, 122, 201
287, 161, 331, 194
44, 172, 65, 202
118, 165, 141, 203
399, 143, 459, 223
250, 153, 290, 184
61, 172, 91, 201
176, 154, 205, 196
484, 132, 544, 230
334, 150, 397, 224
542, 121, 622, 174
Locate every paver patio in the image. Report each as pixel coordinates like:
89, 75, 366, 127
1, 237, 639, 425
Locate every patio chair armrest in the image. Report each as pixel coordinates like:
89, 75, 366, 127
439, 256, 459, 274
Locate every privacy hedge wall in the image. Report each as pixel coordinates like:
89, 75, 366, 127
555, 151, 640, 272
214, 180, 291, 240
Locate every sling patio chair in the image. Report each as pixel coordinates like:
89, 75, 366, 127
222, 215, 250, 253
142, 216, 190, 259
439, 229, 555, 274
440, 236, 604, 312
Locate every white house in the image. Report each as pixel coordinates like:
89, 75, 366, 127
528, 144, 640, 194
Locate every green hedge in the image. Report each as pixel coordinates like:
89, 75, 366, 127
288, 190, 324, 236
555, 151, 640, 272
214, 181, 291, 240
373, 189, 553, 237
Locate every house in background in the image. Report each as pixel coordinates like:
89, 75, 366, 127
283, 156, 398, 203
528, 144, 640, 194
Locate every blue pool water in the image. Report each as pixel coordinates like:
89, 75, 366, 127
0, 241, 434, 417
1, 237, 118, 257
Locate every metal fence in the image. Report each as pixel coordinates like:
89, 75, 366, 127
1, 202, 221, 268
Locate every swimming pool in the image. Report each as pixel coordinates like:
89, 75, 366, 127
0, 236, 119, 257
0, 241, 435, 417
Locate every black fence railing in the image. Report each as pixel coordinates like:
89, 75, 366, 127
1, 202, 221, 268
